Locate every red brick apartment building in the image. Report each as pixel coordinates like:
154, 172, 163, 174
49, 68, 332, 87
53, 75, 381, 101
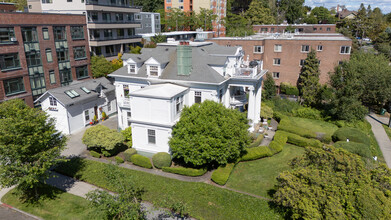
253, 24, 337, 34
209, 32, 352, 86
0, 2, 17, 12
0, 12, 92, 107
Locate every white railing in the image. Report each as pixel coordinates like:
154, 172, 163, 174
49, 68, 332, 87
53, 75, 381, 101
230, 94, 247, 104
118, 99, 130, 108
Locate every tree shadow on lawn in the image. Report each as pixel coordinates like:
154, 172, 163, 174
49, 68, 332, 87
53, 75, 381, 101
14, 183, 62, 205
54, 156, 86, 179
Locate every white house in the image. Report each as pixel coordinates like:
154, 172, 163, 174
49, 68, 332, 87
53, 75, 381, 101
35, 78, 117, 135
109, 41, 267, 154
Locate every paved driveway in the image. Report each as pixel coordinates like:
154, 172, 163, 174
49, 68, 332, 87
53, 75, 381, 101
62, 114, 118, 157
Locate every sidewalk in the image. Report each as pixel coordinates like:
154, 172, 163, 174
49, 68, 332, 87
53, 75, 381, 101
0, 186, 41, 220
365, 113, 391, 167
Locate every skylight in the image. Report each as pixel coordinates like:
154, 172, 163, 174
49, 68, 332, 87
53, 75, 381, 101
64, 90, 80, 98
80, 87, 91, 94
70, 90, 80, 97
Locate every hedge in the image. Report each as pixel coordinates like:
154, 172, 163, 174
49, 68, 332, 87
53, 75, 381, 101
162, 167, 207, 177
124, 148, 137, 162
241, 146, 272, 161
211, 163, 235, 185
277, 131, 322, 148
152, 152, 172, 169
130, 154, 153, 169
334, 141, 372, 159
332, 127, 371, 146
273, 111, 288, 123
280, 82, 299, 96
115, 156, 124, 164
269, 132, 288, 153
90, 150, 101, 158
248, 134, 264, 148
277, 118, 317, 139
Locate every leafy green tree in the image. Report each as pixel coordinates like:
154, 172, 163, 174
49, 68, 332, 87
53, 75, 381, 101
169, 100, 250, 167
3, 0, 26, 11
225, 12, 254, 37
133, 0, 163, 12
91, 55, 114, 78
0, 99, 66, 199
310, 6, 335, 24
297, 49, 320, 106
111, 53, 123, 72
121, 127, 132, 147
86, 164, 145, 219
273, 146, 391, 219
262, 72, 276, 100
245, 0, 275, 25
130, 46, 142, 54
196, 8, 217, 31
82, 125, 125, 152
276, 0, 304, 23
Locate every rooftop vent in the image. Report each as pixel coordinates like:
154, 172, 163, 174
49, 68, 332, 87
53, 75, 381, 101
177, 41, 192, 76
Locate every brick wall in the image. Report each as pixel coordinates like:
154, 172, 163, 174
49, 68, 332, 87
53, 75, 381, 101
253, 24, 336, 34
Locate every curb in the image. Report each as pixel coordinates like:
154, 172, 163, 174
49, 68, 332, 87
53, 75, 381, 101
0, 203, 42, 220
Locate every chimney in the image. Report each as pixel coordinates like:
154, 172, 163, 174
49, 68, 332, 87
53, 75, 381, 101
177, 41, 192, 75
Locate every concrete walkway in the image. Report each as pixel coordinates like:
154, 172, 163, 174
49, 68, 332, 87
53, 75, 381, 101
260, 118, 278, 146
365, 113, 391, 167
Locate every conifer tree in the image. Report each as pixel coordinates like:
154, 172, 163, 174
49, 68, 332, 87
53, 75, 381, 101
263, 72, 276, 100
297, 49, 320, 106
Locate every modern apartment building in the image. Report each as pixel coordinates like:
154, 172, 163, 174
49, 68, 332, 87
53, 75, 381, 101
135, 12, 161, 35
209, 32, 352, 86
27, 0, 142, 57
0, 12, 91, 107
164, 0, 226, 37
253, 24, 337, 34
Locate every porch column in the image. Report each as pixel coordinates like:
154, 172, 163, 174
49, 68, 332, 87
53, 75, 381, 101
224, 85, 231, 108
254, 81, 262, 125
247, 86, 256, 131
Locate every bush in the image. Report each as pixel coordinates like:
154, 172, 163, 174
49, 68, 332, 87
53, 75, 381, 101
278, 131, 322, 148
211, 164, 235, 185
269, 98, 302, 114
90, 150, 101, 158
332, 127, 370, 146
82, 125, 125, 152
292, 107, 323, 120
248, 134, 264, 148
278, 118, 317, 139
121, 127, 132, 147
152, 152, 172, 169
130, 154, 152, 169
101, 150, 112, 157
334, 141, 372, 159
280, 82, 299, 96
241, 146, 272, 161
273, 111, 288, 122
124, 148, 137, 162
269, 132, 288, 154
115, 156, 124, 164
261, 102, 273, 119
162, 167, 207, 177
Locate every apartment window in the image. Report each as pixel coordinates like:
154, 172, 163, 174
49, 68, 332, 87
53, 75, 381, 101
67, 0, 72, 2
57, 49, 69, 62
53, 26, 66, 41
313, 28, 317, 31
117, 29, 124, 38
102, 13, 111, 22
195, 91, 201, 103
21, 27, 38, 42
108, 101, 112, 112
254, 45, 263, 53
49, 96, 57, 106
88, 12, 98, 22
260, 28, 268, 32
300, 59, 305, 66
25, 51, 42, 67
127, 111, 131, 118
274, 44, 282, 52
42, 28, 49, 40
71, 26, 84, 40
327, 27, 331, 31
74, 46, 86, 60
338, 61, 344, 65
317, 45, 323, 51
46, 49, 53, 63
149, 65, 158, 76
129, 64, 136, 73
105, 45, 115, 55
4, 77, 25, 96
176, 95, 183, 114
340, 46, 351, 54
59, 69, 72, 86
166, 0, 171, 3
84, 110, 89, 122
272, 72, 280, 79
104, 29, 112, 39
90, 30, 100, 40
127, 28, 135, 36
76, 65, 89, 79
135, 14, 141, 20
127, 13, 134, 21
155, 15, 159, 20
116, 13, 124, 21
273, 58, 281, 66
148, 129, 156, 144
179, 0, 183, 2
271, 28, 275, 32
179, 6, 183, 9
0, 27, 15, 44
49, 70, 56, 84
0, 53, 20, 71
318, 60, 321, 65
30, 73, 46, 94
301, 45, 310, 52
42, 0, 53, 3
81, 0, 84, 3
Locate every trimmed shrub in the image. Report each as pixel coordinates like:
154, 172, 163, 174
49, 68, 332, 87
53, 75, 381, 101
130, 154, 152, 169
334, 141, 372, 159
278, 131, 322, 148
152, 152, 172, 169
241, 146, 272, 161
332, 127, 370, 146
121, 127, 132, 147
270, 98, 302, 114
269, 132, 288, 154
211, 163, 235, 185
124, 148, 137, 162
90, 150, 101, 158
280, 82, 299, 96
319, 134, 332, 144
101, 150, 112, 157
82, 125, 125, 151
115, 156, 124, 164
273, 111, 288, 123
248, 134, 264, 148
162, 167, 207, 177
278, 118, 317, 139
292, 107, 323, 120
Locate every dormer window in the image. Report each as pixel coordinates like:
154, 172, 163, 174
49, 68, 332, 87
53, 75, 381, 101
129, 64, 136, 74
149, 65, 158, 76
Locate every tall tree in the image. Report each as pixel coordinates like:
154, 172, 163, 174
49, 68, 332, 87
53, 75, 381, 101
245, 0, 276, 25
276, 0, 304, 23
91, 55, 114, 78
133, 0, 163, 12
262, 72, 276, 100
0, 99, 66, 199
297, 49, 320, 106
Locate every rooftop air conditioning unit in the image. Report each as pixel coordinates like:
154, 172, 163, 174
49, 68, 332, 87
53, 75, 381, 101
10, 37, 17, 42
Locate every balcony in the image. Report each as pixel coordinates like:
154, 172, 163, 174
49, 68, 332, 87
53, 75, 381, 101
89, 36, 141, 46
118, 98, 130, 108
230, 94, 247, 106
232, 61, 263, 79
85, 1, 141, 13
87, 22, 140, 29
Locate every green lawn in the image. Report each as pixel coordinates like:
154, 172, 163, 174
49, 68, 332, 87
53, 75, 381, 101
383, 125, 391, 141
2, 185, 98, 220
226, 144, 305, 198
55, 158, 282, 220
288, 117, 338, 137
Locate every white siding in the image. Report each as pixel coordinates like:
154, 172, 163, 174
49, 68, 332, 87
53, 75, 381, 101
41, 96, 70, 135
130, 97, 171, 125
41, 0, 86, 14
132, 123, 171, 153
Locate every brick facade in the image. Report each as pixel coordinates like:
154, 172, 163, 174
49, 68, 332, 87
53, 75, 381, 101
253, 24, 336, 34
0, 12, 92, 107
0, 3, 17, 12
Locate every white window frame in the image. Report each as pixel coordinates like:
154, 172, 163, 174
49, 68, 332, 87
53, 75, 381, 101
254, 46, 263, 54
149, 65, 159, 76
108, 101, 111, 112
300, 59, 305, 66
148, 129, 156, 144
273, 58, 281, 66
274, 44, 282, 52
84, 110, 89, 122
340, 46, 351, 54
176, 95, 183, 114
317, 45, 323, 51
301, 45, 310, 53
129, 64, 136, 74
49, 96, 57, 106
194, 91, 201, 103
272, 72, 280, 79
